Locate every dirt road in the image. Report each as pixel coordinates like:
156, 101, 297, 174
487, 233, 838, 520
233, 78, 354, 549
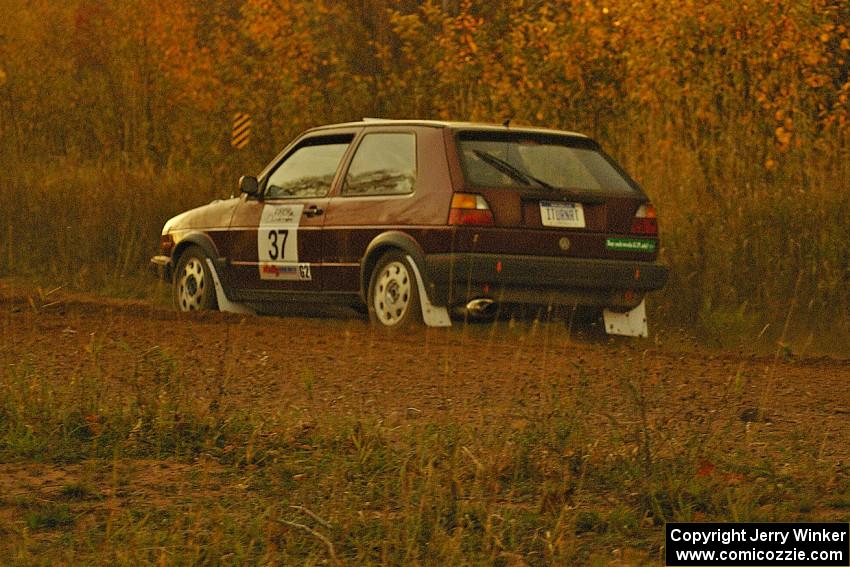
2, 279, 849, 564
3, 280, 848, 466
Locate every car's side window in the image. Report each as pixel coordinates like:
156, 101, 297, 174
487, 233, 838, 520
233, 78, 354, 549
265, 137, 352, 199
342, 133, 416, 196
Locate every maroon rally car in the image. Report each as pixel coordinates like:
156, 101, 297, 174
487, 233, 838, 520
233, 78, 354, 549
151, 120, 668, 335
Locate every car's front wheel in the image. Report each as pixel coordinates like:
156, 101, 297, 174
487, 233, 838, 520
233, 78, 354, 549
173, 246, 218, 312
367, 251, 422, 329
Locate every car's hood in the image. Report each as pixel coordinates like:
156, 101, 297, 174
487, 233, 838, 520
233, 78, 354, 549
162, 197, 240, 233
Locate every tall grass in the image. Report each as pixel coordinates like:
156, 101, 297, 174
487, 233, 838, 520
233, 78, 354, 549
611, 118, 850, 344
0, 160, 227, 294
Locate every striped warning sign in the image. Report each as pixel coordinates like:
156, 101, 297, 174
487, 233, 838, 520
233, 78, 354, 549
231, 113, 252, 149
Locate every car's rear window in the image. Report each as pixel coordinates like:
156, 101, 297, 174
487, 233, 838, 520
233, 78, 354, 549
343, 132, 416, 196
457, 131, 636, 195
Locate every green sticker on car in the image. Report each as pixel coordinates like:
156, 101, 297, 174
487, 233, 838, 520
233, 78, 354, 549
606, 237, 656, 252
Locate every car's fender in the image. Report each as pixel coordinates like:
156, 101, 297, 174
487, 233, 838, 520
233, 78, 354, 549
360, 232, 451, 327
360, 231, 429, 303
172, 231, 221, 265
171, 231, 236, 300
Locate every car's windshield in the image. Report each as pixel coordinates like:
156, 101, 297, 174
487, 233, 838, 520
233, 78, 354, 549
457, 132, 636, 195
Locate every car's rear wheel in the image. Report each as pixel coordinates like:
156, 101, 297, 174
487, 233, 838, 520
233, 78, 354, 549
173, 246, 218, 312
368, 251, 422, 329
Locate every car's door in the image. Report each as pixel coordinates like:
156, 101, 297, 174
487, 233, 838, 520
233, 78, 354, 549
226, 132, 357, 296
322, 127, 453, 294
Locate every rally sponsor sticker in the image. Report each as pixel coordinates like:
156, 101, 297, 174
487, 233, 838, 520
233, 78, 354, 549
257, 204, 311, 281
605, 237, 656, 253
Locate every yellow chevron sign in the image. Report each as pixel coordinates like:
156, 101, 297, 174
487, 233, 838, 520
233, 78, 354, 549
231, 113, 252, 149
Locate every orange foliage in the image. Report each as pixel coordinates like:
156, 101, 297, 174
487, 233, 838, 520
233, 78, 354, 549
0, 0, 846, 162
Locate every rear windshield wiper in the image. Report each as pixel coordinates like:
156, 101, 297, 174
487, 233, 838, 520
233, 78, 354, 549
472, 150, 554, 190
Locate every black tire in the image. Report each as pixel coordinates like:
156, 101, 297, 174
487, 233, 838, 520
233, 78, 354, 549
172, 246, 219, 312
367, 251, 422, 329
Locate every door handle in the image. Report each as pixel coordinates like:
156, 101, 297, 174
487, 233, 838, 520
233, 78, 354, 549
303, 206, 324, 217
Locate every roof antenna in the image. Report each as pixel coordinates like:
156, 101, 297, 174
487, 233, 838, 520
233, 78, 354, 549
502, 118, 512, 128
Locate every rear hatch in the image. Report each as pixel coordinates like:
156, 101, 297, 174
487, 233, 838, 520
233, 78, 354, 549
448, 129, 658, 260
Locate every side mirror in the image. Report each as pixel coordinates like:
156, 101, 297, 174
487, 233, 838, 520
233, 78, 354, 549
239, 175, 259, 196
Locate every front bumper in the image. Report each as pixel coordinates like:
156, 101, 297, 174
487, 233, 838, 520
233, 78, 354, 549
150, 255, 173, 282
425, 253, 669, 308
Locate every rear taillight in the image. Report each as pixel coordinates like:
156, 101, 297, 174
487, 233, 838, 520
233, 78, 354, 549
449, 193, 494, 226
631, 204, 658, 235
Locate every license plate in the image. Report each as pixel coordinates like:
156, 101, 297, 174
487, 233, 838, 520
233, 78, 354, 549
539, 201, 585, 228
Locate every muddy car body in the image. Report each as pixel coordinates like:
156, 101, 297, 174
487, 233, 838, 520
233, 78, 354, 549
151, 120, 668, 334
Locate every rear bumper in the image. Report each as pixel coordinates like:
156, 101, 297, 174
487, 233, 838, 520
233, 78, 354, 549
425, 253, 668, 308
150, 255, 172, 282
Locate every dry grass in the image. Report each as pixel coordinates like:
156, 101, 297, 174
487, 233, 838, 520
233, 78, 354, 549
0, 161, 224, 294
1, 293, 848, 565
612, 120, 850, 350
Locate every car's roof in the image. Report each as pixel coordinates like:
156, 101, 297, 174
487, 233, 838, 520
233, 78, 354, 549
306, 119, 590, 139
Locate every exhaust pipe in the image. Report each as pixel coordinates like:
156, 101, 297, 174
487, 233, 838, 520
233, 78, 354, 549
465, 298, 496, 316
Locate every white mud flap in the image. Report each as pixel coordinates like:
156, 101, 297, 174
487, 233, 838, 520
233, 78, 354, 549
603, 299, 648, 338
406, 255, 451, 327
205, 259, 254, 315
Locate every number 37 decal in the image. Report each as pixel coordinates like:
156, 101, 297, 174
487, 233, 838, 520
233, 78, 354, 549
257, 204, 312, 281
266, 229, 289, 260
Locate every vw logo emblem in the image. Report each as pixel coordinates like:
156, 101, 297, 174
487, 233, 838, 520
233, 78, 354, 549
559, 237, 571, 251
